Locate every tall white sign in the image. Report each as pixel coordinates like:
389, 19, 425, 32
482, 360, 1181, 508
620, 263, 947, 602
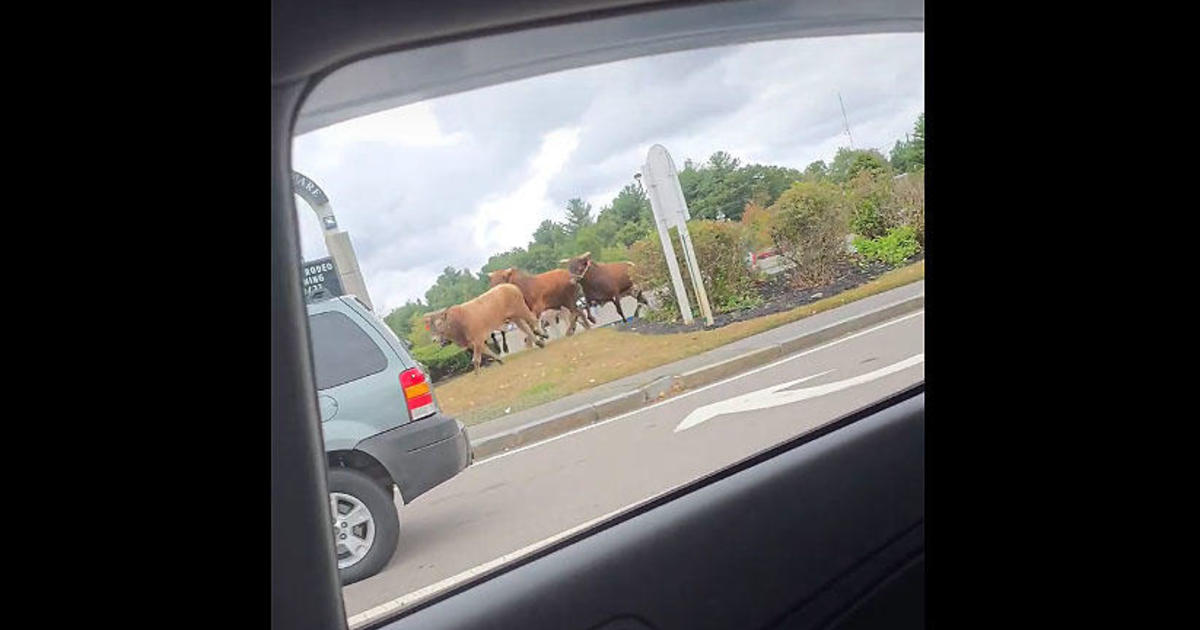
642, 145, 714, 326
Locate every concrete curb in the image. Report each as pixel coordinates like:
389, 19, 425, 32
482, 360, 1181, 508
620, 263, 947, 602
470, 292, 924, 460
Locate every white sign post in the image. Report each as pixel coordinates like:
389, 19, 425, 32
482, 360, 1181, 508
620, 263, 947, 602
292, 171, 375, 311
642, 145, 714, 326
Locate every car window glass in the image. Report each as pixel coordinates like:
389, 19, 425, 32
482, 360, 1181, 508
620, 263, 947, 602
309, 310, 389, 389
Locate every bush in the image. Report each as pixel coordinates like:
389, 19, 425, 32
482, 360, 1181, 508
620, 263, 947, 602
891, 170, 924, 246
628, 220, 759, 322
597, 244, 631, 263
853, 226, 921, 267
846, 171, 896, 239
740, 201, 773, 251
410, 342, 474, 382
768, 181, 850, 287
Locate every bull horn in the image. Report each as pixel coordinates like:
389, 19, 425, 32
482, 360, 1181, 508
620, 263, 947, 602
626, 262, 636, 268
581, 251, 591, 258
558, 258, 570, 264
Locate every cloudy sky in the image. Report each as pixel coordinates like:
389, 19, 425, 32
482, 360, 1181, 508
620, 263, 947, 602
292, 33, 923, 314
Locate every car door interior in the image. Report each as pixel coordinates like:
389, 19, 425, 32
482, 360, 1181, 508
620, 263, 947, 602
271, 1, 924, 629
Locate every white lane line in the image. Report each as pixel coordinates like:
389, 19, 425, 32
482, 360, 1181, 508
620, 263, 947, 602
475, 308, 924, 466
675, 354, 924, 432
347, 479, 687, 628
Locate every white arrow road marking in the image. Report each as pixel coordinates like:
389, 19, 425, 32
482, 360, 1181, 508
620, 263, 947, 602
674, 353, 924, 432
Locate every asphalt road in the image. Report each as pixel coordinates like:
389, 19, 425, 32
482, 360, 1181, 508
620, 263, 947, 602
342, 308, 924, 622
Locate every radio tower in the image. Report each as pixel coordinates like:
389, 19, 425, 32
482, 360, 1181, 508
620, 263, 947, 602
838, 92, 855, 149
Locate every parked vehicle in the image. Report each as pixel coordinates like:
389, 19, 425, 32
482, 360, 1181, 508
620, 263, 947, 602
308, 295, 473, 584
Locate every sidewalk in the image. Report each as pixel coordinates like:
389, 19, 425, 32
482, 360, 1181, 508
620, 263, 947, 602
466, 279, 924, 447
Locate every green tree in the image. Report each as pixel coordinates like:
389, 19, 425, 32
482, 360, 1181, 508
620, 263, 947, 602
828, 147, 890, 183
686, 151, 752, 221
615, 220, 651, 247
608, 183, 652, 224
563, 198, 594, 236
424, 266, 488, 310
803, 160, 829, 181
595, 183, 653, 247
571, 223, 608, 260
531, 219, 569, 250
889, 113, 925, 173
743, 163, 802, 207
482, 246, 530, 273
590, 207, 622, 246
522, 243, 561, 274
383, 300, 428, 339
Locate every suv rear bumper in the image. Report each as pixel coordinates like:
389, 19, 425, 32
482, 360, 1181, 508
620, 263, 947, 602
356, 413, 473, 504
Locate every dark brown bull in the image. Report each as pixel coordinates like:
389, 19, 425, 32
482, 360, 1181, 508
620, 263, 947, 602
487, 267, 592, 337
562, 252, 649, 323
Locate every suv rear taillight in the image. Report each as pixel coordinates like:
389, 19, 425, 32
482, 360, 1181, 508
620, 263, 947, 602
400, 368, 436, 420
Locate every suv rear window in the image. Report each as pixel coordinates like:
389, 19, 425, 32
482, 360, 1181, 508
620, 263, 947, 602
309, 311, 388, 389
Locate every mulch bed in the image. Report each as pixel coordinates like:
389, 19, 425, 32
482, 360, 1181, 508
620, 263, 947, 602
610, 253, 924, 336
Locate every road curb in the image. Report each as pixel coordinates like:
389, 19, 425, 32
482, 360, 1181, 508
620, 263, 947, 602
469, 292, 923, 460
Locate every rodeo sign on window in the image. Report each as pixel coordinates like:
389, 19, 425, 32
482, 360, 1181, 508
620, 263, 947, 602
302, 256, 344, 302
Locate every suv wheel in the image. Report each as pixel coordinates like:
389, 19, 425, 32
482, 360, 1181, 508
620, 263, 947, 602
328, 467, 400, 585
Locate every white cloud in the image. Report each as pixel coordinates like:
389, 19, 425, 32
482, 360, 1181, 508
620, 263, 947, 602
471, 127, 581, 254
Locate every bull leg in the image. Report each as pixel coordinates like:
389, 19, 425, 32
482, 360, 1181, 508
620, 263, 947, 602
562, 306, 582, 335
541, 310, 558, 338
632, 289, 649, 318
514, 317, 545, 348
480, 342, 504, 365
613, 298, 628, 323
521, 302, 550, 340
565, 308, 578, 335
471, 343, 484, 375
567, 305, 591, 335
532, 316, 550, 339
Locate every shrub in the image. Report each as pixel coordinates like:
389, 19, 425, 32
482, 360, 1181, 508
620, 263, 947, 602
853, 226, 921, 267
629, 220, 759, 322
410, 342, 474, 382
846, 171, 896, 239
891, 170, 924, 246
768, 181, 850, 287
740, 201, 773, 251
597, 244, 631, 263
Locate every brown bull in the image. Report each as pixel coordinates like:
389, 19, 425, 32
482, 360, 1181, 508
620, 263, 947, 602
487, 267, 592, 337
562, 252, 650, 323
423, 308, 509, 357
426, 284, 548, 375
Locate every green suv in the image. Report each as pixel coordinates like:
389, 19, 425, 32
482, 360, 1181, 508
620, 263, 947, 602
308, 295, 473, 585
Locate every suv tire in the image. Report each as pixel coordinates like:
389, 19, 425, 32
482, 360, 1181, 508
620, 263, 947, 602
328, 467, 400, 585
